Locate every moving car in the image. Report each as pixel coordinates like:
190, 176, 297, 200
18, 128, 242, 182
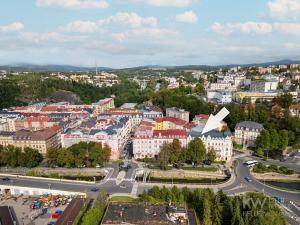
245, 177, 252, 182
2, 177, 10, 181
91, 187, 99, 192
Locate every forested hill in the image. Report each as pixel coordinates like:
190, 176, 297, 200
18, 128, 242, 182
0, 74, 148, 109
0, 74, 214, 120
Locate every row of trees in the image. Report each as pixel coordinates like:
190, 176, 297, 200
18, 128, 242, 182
0, 145, 43, 168
157, 138, 217, 170
46, 142, 111, 168
255, 129, 289, 157
140, 186, 287, 225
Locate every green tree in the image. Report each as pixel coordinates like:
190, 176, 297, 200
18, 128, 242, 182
256, 129, 270, 150
46, 148, 59, 167
206, 148, 217, 165
212, 192, 222, 225
169, 139, 181, 164
157, 143, 171, 170
23, 148, 43, 168
186, 138, 206, 165
82, 208, 102, 225
278, 130, 289, 150
269, 129, 279, 150
202, 192, 212, 225
278, 93, 293, 108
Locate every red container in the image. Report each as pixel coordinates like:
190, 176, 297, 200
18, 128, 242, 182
52, 213, 60, 219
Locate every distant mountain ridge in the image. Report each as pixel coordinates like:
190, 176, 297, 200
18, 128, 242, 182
0, 63, 112, 72
1, 59, 300, 72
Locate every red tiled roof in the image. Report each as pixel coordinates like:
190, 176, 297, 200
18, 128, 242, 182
183, 122, 197, 129
140, 121, 155, 127
154, 117, 187, 126
195, 114, 209, 120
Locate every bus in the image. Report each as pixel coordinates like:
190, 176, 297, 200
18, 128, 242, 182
243, 160, 258, 167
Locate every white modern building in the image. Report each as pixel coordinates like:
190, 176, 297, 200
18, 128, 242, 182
207, 90, 232, 104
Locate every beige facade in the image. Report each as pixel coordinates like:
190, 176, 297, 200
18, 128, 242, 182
0, 127, 61, 155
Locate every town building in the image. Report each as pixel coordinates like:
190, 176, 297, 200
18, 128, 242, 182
233, 91, 297, 103
234, 121, 263, 147
92, 98, 115, 116
61, 117, 132, 160
166, 107, 189, 122
189, 126, 233, 161
133, 129, 188, 159
207, 90, 232, 104
0, 126, 61, 155
250, 79, 278, 92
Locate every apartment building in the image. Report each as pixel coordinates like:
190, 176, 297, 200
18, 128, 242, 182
133, 129, 188, 159
92, 98, 115, 116
166, 107, 189, 122
61, 117, 132, 160
234, 121, 263, 147
0, 126, 61, 155
189, 126, 233, 161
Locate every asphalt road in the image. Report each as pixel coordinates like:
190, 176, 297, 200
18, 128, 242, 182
1, 157, 299, 224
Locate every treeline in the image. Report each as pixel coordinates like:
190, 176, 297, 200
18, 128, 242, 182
0, 74, 213, 119
0, 75, 149, 108
81, 190, 108, 225
156, 138, 217, 170
255, 129, 289, 158
0, 145, 43, 168
140, 186, 287, 225
253, 162, 294, 175
46, 142, 111, 168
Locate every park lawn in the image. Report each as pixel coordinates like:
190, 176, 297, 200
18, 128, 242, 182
109, 196, 137, 202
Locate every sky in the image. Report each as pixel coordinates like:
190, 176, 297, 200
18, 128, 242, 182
1, 0, 300, 68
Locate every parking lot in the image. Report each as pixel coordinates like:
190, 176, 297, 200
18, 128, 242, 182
0, 193, 69, 225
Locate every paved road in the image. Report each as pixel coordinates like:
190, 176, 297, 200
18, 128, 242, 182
1, 157, 299, 224
248, 155, 300, 173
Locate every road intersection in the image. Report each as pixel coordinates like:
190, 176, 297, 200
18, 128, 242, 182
0, 154, 299, 224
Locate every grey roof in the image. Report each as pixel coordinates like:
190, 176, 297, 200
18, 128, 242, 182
0, 131, 15, 137
189, 126, 232, 138
235, 121, 263, 130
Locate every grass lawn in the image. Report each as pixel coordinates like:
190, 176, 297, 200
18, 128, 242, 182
109, 196, 137, 202
182, 167, 218, 172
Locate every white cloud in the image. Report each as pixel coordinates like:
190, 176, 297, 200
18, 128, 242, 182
175, 11, 198, 23
211, 22, 273, 35
111, 27, 178, 42
268, 0, 300, 20
99, 12, 157, 28
274, 23, 300, 35
18, 31, 85, 43
61, 21, 98, 33
146, 0, 193, 7
0, 22, 24, 33
122, 0, 193, 7
36, 0, 109, 9
60, 12, 158, 33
